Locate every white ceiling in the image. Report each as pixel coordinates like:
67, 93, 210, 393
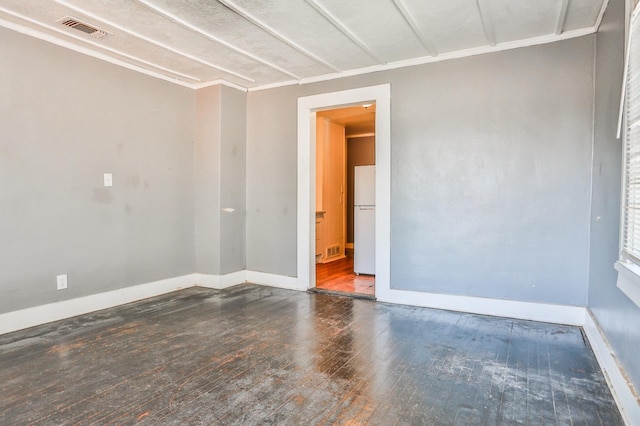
0, 0, 609, 91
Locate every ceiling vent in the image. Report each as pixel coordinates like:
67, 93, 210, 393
57, 17, 111, 40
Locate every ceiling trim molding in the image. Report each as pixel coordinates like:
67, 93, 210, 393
193, 79, 248, 92
248, 26, 596, 92
475, 0, 497, 46
392, 0, 438, 57
52, 0, 256, 83
555, 0, 570, 35
218, 0, 341, 73
133, 0, 300, 80
304, 0, 381, 63
0, 13, 198, 88
595, 0, 612, 30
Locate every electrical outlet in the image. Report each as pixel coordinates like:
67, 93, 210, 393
56, 274, 68, 290
104, 173, 113, 187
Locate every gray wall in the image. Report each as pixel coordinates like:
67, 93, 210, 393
590, 0, 640, 390
194, 85, 247, 276
195, 86, 222, 275
246, 37, 595, 306
219, 86, 247, 274
0, 28, 196, 314
390, 41, 593, 304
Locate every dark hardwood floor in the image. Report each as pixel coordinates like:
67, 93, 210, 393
0, 284, 623, 425
316, 255, 375, 296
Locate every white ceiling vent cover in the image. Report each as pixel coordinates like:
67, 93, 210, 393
57, 17, 111, 39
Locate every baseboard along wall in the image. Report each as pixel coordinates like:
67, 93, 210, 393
0, 274, 195, 335
0, 270, 298, 335
376, 287, 586, 326
583, 310, 640, 426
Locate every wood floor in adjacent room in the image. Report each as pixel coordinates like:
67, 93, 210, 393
316, 255, 375, 296
0, 284, 623, 425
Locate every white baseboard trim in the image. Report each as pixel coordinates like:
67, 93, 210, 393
192, 273, 218, 288
194, 271, 247, 289
583, 310, 640, 426
245, 270, 301, 291
0, 270, 299, 336
222, 270, 247, 288
0, 274, 195, 335
376, 287, 586, 326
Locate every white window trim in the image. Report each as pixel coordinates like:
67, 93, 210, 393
615, 261, 640, 307
616, 0, 640, 308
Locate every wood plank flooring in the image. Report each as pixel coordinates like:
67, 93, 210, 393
316, 255, 375, 296
0, 284, 623, 425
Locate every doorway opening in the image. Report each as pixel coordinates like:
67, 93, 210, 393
297, 84, 391, 301
314, 105, 376, 297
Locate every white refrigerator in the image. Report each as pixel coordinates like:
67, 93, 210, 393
354, 165, 375, 275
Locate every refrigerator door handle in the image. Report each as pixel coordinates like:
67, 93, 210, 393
358, 206, 375, 210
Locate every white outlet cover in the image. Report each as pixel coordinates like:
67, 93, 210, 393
56, 274, 68, 290
104, 173, 113, 187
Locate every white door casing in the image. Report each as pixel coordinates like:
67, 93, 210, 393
297, 84, 391, 298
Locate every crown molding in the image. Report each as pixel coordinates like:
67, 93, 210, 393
192, 79, 248, 92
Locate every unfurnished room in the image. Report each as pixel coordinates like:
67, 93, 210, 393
1, 0, 640, 424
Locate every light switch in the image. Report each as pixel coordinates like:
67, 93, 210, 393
104, 173, 113, 187
56, 274, 68, 290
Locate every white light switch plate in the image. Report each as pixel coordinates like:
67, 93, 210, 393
56, 274, 68, 290
104, 173, 113, 187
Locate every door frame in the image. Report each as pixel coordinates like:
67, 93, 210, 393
297, 84, 391, 299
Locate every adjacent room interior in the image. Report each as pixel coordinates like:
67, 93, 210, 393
1, 0, 640, 423
315, 104, 376, 298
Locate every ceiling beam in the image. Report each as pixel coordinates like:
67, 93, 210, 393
304, 0, 382, 63
555, 0, 569, 35
475, 0, 496, 46
133, 0, 301, 80
392, 0, 437, 57
219, 0, 341, 72
0, 6, 201, 83
53, 0, 255, 82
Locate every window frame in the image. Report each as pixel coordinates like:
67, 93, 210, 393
616, 0, 640, 308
